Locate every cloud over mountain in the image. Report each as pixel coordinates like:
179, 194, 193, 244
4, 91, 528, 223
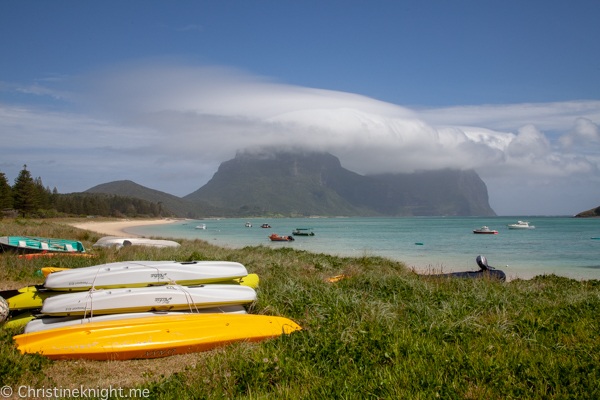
1, 61, 599, 214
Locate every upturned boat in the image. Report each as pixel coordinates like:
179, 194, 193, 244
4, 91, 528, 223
93, 236, 180, 249
0, 236, 85, 255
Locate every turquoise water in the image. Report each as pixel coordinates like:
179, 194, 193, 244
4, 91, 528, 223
126, 217, 600, 281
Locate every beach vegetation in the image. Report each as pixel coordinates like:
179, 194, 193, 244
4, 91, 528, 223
0, 219, 599, 398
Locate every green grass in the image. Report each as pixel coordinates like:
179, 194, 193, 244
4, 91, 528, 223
1, 218, 599, 399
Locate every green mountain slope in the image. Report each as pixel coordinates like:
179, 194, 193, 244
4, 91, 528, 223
85, 180, 230, 218
184, 152, 380, 217
184, 151, 496, 217
574, 206, 600, 218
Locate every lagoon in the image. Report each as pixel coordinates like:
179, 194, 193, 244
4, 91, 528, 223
126, 216, 600, 281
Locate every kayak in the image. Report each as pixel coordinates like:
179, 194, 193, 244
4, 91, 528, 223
18, 252, 97, 260
0, 274, 260, 311
3, 311, 35, 329
14, 313, 302, 360
43, 260, 248, 291
24, 306, 247, 333
40, 284, 257, 316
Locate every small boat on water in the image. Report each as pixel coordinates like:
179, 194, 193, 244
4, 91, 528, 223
0, 236, 86, 255
196, 224, 207, 230
261, 224, 271, 228
245, 222, 252, 227
473, 226, 498, 234
507, 221, 535, 229
269, 234, 294, 242
292, 228, 315, 236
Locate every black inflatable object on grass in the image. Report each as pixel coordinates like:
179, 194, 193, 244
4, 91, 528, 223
431, 255, 506, 281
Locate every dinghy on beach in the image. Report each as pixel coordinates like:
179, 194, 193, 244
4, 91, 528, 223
92, 236, 180, 249
0, 236, 86, 255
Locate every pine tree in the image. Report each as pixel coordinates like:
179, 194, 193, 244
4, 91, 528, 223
13, 165, 40, 216
0, 170, 12, 209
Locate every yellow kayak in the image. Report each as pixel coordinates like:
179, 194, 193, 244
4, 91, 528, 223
14, 313, 301, 360
3, 311, 35, 329
4, 274, 260, 311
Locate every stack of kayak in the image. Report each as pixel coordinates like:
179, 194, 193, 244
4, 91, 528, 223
4, 261, 301, 360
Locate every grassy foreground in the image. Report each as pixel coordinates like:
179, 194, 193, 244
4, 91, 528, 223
1, 219, 599, 399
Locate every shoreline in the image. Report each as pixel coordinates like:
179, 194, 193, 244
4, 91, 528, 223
65, 218, 516, 279
66, 218, 179, 238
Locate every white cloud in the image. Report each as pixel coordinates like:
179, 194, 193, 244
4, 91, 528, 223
558, 117, 600, 151
1, 62, 599, 214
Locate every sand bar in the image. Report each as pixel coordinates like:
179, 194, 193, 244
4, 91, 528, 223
67, 219, 177, 238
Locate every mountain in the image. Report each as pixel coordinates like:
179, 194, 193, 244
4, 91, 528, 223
184, 151, 496, 217
184, 152, 379, 217
85, 180, 230, 218
574, 206, 600, 218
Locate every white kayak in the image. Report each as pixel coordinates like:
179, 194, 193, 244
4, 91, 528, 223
43, 260, 248, 291
93, 236, 181, 249
25, 305, 247, 334
40, 284, 256, 316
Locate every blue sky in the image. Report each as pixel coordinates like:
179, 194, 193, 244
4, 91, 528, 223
1, 1, 599, 215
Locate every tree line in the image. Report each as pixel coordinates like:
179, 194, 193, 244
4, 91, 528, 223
0, 165, 175, 218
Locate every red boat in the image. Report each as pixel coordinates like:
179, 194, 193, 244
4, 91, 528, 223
269, 234, 294, 242
261, 224, 271, 228
473, 226, 498, 234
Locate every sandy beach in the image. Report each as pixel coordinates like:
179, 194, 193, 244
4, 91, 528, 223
67, 219, 177, 237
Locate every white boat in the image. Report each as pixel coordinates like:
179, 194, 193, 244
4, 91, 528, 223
245, 222, 252, 227
25, 306, 247, 334
43, 260, 248, 291
40, 285, 256, 316
473, 226, 498, 234
507, 221, 535, 229
196, 224, 206, 230
93, 237, 180, 249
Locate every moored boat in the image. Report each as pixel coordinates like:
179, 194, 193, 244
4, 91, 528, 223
269, 234, 294, 242
0, 236, 85, 255
292, 228, 315, 236
14, 313, 302, 360
245, 222, 252, 227
473, 226, 498, 234
261, 223, 271, 228
507, 221, 535, 229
